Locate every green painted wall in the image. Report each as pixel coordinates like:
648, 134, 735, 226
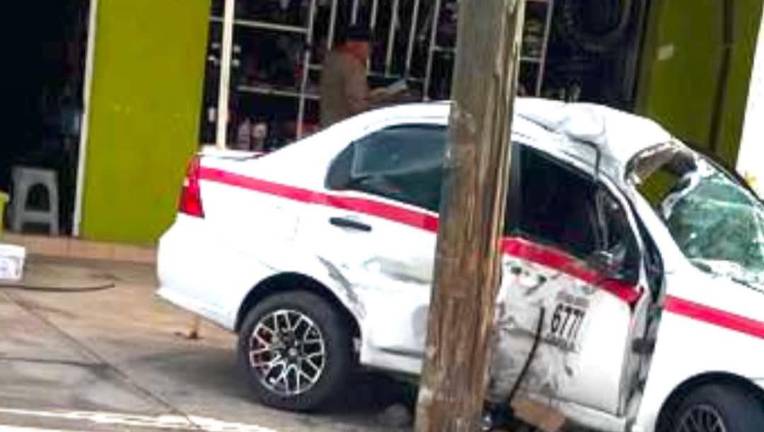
81, 0, 209, 245
637, 0, 763, 166
717, 0, 764, 164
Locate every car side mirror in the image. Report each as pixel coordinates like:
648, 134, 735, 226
587, 249, 625, 280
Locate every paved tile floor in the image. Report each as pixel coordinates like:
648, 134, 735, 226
0, 257, 412, 432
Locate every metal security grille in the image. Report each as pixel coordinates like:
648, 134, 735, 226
204, 0, 554, 148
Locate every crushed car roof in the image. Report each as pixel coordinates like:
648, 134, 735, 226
360, 98, 675, 181
515, 98, 673, 166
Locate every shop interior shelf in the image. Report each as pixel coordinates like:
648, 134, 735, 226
237, 84, 320, 101
307, 64, 425, 85
431, 45, 542, 65
210, 16, 309, 34
431, 45, 455, 54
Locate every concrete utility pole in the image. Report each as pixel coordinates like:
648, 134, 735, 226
415, 0, 526, 431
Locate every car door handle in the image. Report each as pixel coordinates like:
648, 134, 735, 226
329, 217, 372, 232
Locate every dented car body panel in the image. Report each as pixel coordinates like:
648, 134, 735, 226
157, 99, 764, 432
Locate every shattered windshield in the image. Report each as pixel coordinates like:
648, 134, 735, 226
630, 143, 764, 290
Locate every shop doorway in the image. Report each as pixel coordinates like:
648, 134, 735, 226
2, 0, 91, 236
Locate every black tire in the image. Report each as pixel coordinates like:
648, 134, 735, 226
664, 384, 764, 431
237, 290, 353, 411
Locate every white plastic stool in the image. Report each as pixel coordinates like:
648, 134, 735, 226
10, 166, 59, 235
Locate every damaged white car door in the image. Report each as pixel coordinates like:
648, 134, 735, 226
304, 121, 447, 368
304, 120, 656, 412
490, 143, 652, 416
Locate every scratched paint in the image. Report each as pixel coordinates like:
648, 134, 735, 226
487, 257, 594, 401
317, 256, 367, 318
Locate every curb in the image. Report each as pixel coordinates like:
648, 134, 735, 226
1, 234, 156, 264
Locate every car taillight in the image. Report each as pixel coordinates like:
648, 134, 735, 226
179, 155, 205, 218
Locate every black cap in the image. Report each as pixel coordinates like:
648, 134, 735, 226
345, 24, 370, 42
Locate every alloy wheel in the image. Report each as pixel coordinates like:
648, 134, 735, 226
248, 309, 326, 396
677, 404, 727, 432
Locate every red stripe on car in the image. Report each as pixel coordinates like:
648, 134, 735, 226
200, 168, 318, 204
199, 167, 640, 305
200, 168, 441, 232
665, 296, 764, 340
502, 237, 642, 305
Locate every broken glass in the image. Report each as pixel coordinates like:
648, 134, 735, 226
632, 145, 764, 291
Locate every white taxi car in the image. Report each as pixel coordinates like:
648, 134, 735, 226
158, 99, 764, 431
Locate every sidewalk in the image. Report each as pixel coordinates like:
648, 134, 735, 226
0, 256, 411, 432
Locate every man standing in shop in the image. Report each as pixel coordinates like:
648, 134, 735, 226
320, 25, 390, 127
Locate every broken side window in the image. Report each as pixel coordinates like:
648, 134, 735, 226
508, 145, 640, 282
509, 145, 601, 260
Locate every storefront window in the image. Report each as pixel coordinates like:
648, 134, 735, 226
200, 0, 646, 150
200, 0, 482, 150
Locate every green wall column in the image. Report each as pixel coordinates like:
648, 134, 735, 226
637, 0, 764, 167
81, 0, 210, 245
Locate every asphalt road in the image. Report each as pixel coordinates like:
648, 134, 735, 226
0, 257, 413, 432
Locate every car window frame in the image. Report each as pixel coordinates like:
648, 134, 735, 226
508, 143, 602, 258
509, 142, 644, 282
325, 121, 448, 213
